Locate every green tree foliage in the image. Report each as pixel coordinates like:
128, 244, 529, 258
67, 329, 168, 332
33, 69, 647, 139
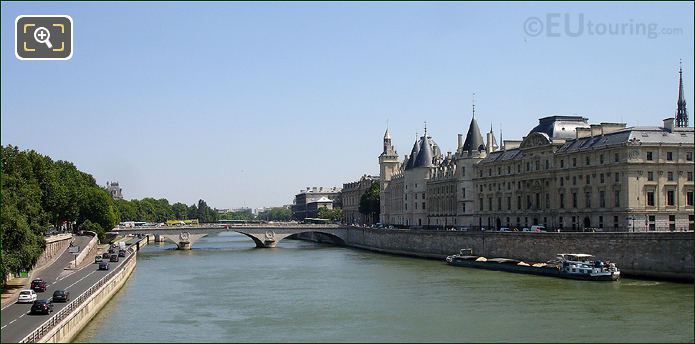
187, 204, 198, 220
219, 209, 253, 221
171, 202, 189, 220
78, 219, 104, 238
196, 199, 218, 223
359, 181, 381, 224
257, 207, 292, 221
316, 207, 343, 222
1, 145, 119, 283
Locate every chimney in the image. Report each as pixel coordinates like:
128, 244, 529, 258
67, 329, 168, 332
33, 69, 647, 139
663, 117, 675, 132
457, 134, 463, 148
504, 140, 522, 150
600, 122, 627, 135
590, 124, 602, 136
576, 127, 591, 139
486, 132, 493, 154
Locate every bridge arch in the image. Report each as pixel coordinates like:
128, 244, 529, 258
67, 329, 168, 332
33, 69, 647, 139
231, 228, 347, 248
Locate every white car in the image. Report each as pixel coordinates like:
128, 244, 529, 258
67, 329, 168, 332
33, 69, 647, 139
17, 289, 37, 303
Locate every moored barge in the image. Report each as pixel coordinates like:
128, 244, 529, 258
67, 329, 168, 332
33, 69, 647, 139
445, 249, 620, 281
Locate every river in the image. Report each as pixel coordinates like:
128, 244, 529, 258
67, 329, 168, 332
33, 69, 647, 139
74, 231, 693, 342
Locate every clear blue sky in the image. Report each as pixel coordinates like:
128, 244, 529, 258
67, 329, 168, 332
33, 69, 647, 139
2, 2, 693, 209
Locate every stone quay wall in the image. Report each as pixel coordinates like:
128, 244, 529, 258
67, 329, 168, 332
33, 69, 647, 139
342, 228, 693, 281
33, 234, 73, 269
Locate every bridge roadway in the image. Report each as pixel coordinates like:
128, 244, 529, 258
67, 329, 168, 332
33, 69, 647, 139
0, 236, 140, 343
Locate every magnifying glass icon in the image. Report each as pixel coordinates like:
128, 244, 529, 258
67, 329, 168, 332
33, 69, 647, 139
33, 27, 53, 49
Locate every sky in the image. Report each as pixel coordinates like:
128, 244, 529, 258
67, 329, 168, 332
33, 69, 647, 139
1, 1, 693, 209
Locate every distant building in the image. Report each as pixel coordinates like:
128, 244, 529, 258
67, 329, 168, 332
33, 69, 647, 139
106, 181, 123, 200
342, 174, 379, 225
379, 67, 693, 231
292, 186, 342, 220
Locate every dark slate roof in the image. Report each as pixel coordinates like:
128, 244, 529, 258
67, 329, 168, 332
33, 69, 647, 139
528, 115, 589, 141
405, 138, 421, 170
462, 118, 485, 152
557, 127, 694, 154
413, 136, 434, 168
479, 148, 523, 164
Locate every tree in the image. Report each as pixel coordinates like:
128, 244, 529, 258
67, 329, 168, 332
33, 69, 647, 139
115, 199, 137, 222
359, 181, 380, 224
78, 219, 104, 239
78, 187, 119, 233
172, 202, 189, 220
187, 204, 198, 221
257, 207, 292, 221
316, 207, 343, 222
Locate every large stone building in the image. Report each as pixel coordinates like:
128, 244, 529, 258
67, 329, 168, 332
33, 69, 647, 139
106, 181, 123, 200
292, 186, 342, 220
342, 175, 379, 225
379, 69, 693, 231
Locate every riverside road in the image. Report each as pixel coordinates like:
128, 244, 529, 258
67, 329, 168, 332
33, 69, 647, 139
0, 236, 137, 343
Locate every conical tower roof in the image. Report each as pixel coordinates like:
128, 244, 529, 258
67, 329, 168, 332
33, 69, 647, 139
462, 117, 485, 153
405, 137, 421, 170
413, 134, 434, 168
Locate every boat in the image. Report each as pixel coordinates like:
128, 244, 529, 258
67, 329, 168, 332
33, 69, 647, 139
445, 249, 620, 281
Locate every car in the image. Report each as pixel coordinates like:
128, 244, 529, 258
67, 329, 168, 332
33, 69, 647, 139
17, 289, 37, 303
52, 289, 70, 303
522, 228, 531, 232
108, 247, 115, 254
530, 225, 546, 232
99, 261, 109, 270
30, 278, 47, 292
118, 249, 126, 257
499, 227, 511, 232
30, 299, 54, 315
102, 252, 111, 259
95, 255, 103, 263
109, 254, 119, 262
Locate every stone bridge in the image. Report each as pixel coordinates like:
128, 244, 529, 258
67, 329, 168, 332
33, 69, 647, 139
159, 232, 208, 250
122, 225, 349, 248
231, 227, 348, 248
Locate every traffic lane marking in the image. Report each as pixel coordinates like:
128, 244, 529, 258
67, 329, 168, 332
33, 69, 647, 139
0, 251, 134, 337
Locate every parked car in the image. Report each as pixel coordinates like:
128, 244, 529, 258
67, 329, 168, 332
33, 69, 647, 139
522, 228, 531, 232
108, 247, 115, 254
52, 289, 70, 303
30, 299, 54, 315
499, 227, 511, 232
530, 225, 546, 232
99, 261, 109, 270
102, 252, 111, 259
118, 249, 126, 257
109, 254, 119, 262
17, 289, 37, 303
30, 278, 47, 292
95, 255, 103, 263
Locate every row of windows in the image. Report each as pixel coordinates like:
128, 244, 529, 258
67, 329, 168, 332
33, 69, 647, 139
646, 190, 694, 206
646, 171, 694, 182
477, 190, 622, 212
646, 151, 693, 161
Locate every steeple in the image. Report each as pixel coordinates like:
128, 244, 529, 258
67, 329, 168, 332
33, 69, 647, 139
462, 95, 485, 154
499, 126, 504, 150
413, 124, 434, 168
676, 60, 689, 127
405, 133, 421, 170
472, 93, 476, 119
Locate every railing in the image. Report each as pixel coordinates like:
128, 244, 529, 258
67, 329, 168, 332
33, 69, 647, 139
19, 238, 144, 343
